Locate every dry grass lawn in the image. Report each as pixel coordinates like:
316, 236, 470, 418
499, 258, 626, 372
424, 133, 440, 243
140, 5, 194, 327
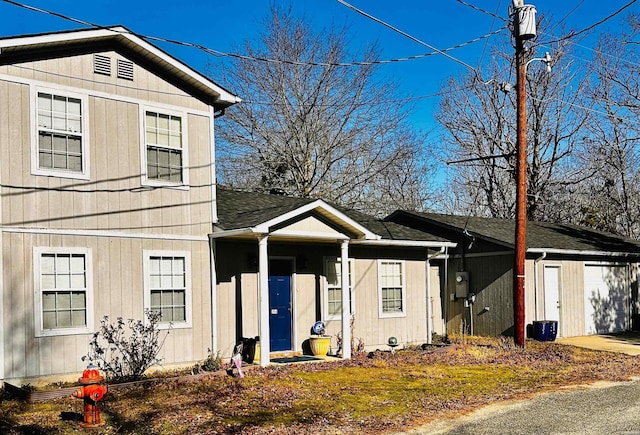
2, 337, 640, 434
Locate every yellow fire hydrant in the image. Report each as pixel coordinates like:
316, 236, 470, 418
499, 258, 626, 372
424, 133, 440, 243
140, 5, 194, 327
72, 364, 108, 428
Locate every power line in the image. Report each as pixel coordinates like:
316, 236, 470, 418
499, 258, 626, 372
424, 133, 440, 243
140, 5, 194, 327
477, 0, 503, 73
240, 84, 479, 108
551, 0, 585, 33
538, 0, 638, 45
2, 0, 505, 69
335, 0, 478, 71
454, 0, 508, 23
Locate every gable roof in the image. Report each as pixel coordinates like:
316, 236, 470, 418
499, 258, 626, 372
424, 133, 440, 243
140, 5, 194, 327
214, 188, 454, 247
388, 211, 640, 256
0, 26, 240, 108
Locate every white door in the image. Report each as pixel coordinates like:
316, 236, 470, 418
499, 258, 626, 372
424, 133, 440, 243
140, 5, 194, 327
429, 265, 444, 335
543, 266, 561, 328
584, 265, 628, 335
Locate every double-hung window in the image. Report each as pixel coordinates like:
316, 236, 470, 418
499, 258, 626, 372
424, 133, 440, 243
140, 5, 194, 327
324, 257, 354, 320
34, 247, 93, 337
33, 90, 89, 179
378, 260, 406, 318
143, 251, 191, 329
143, 110, 187, 186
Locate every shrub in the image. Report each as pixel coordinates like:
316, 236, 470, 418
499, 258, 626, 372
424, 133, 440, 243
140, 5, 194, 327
193, 349, 223, 374
82, 310, 170, 381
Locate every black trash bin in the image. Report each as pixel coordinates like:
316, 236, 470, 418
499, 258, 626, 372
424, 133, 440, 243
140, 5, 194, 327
241, 337, 257, 364
533, 320, 558, 342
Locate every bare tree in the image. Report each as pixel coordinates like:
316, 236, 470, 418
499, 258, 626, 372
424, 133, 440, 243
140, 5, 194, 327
435, 22, 591, 221
577, 15, 640, 238
211, 5, 433, 216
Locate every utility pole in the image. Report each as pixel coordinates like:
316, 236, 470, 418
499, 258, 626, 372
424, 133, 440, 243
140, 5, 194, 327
512, 0, 535, 348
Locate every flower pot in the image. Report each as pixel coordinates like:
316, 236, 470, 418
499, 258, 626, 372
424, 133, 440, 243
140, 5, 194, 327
309, 335, 331, 356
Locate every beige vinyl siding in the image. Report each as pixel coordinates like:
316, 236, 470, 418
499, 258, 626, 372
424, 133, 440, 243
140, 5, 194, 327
1, 81, 213, 237
0, 51, 209, 112
294, 271, 316, 351
324, 258, 428, 349
1, 48, 219, 382
1, 232, 211, 381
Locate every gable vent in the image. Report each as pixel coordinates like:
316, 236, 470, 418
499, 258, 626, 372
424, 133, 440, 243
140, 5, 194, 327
94, 54, 111, 76
117, 59, 134, 81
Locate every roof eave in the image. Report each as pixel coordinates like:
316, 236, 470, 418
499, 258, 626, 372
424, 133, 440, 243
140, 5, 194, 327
527, 248, 640, 258
0, 26, 241, 108
350, 239, 457, 248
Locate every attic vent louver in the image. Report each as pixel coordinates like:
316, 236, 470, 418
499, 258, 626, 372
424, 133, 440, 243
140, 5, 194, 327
94, 54, 111, 76
117, 59, 134, 81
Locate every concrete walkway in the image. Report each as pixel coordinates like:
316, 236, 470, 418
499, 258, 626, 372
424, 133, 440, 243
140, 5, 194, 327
555, 331, 640, 356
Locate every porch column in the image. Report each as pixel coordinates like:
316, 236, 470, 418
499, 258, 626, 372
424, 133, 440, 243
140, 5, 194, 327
340, 240, 351, 359
258, 235, 270, 367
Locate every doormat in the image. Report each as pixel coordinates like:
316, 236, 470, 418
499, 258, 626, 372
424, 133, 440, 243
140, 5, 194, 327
270, 355, 322, 364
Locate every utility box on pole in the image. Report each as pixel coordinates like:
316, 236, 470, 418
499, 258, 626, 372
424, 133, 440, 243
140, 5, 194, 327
516, 5, 537, 40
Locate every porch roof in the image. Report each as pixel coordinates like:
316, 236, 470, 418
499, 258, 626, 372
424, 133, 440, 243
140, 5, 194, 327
388, 211, 640, 257
213, 188, 454, 246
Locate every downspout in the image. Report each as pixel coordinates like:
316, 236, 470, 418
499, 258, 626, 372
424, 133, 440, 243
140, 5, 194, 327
426, 247, 446, 344
534, 252, 546, 321
209, 235, 218, 355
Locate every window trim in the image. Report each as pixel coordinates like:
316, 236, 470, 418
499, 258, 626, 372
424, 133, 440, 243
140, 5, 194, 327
377, 259, 406, 319
31, 87, 90, 180
139, 106, 190, 189
33, 247, 94, 337
323, 257, 355, 321
142, 250, 192, 330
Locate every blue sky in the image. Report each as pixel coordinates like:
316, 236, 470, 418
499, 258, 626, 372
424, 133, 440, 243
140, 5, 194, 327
0, 0, 636, 132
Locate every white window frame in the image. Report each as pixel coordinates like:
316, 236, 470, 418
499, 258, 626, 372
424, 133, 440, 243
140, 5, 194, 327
31, 87, 90, 180
378, 260, 406, 318
143, 250, 192, 330
140, 106, 189, 189
33, 247, 94, 337
323, 257, 355, 321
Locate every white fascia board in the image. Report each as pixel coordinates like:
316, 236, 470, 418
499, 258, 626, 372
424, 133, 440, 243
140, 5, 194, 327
253, 200, 380, 240
350, 239, 457, 248
0, 27, 241, 106
209, 228, 256, 239
0, 28, 112, 47
269, 229, 350, 241
112, 28, 240, 105
527, 248, 640, 258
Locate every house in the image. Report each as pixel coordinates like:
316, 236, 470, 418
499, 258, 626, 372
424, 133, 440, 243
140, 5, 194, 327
212, 188, 456, 365
0, 26, 239, 384
0, 26, 457, 383
386, 211, 640, 339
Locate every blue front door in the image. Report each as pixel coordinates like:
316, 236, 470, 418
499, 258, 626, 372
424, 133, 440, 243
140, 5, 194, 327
269, 259, 293, 352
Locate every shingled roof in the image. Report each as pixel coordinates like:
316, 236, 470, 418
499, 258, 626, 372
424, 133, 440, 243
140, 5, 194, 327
215, 188, 451, 243
388, 211, 640, 255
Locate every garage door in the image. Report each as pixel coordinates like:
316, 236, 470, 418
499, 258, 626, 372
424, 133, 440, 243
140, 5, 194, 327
584, 265, 628, 335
